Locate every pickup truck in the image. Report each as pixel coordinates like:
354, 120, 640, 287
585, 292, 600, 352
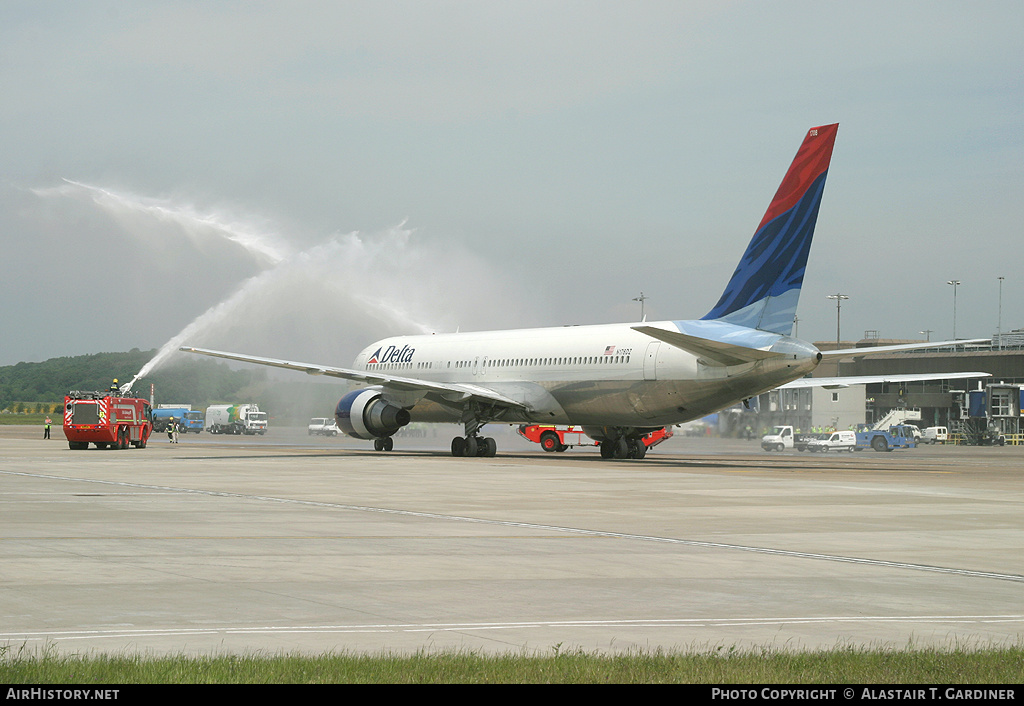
794, 433, 827, 452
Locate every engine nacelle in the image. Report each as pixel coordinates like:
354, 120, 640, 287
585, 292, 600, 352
335, 388, 411, 440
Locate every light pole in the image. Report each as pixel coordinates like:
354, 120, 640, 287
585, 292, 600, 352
947, 280, 960, 339
918, 330, 933, 342
826, 294, 849, 350
632, 292, 648, 321
998, 276, 1005, 350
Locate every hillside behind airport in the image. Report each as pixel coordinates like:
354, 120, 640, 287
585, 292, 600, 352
0, 350, 345, 424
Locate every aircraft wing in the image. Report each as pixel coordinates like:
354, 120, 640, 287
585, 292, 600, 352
778, 371, 990, 390
179, 347, 528, 409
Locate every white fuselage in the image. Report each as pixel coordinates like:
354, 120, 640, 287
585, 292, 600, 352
354, 320, 821, 429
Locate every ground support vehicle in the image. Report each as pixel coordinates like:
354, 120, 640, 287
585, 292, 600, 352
519, 425, 596, 452
206, 403, 268, 435
308, 418, 339, 436
63, 391, 153, 450
870, 407, 922, 431
921, 426, 948, 444
518, 425, 672, 455
806, 430, 857, 452
855, 424, 918, 452
761, 425, 796, 451
794, 433, 826, 452
152, 406, 204, 433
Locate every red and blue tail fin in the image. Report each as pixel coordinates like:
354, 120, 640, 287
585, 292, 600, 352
701, 124, 838, 335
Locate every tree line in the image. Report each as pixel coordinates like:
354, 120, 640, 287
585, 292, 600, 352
0, 349, 265, 412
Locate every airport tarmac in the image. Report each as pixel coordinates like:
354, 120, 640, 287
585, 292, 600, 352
1, 424, 1022, 656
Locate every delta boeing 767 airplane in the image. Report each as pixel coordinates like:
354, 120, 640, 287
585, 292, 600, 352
183, 124, 987, 458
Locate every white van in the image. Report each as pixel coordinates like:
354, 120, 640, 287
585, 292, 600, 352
904, 424, 923, 442
806, 430, 856, 452
921, 426, 948, 444
308, 417, 339, 436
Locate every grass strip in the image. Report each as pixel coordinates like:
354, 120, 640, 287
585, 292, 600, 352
3, 645, 1023, 684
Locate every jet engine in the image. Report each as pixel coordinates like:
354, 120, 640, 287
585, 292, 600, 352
334, 388, 411, 440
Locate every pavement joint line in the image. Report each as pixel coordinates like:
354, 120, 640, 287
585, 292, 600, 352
4, 614, 1024, 642
4, 469, 1023, 585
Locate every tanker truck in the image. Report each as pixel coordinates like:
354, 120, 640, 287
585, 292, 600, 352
152, 405, 204, 433
205, 403, 268, 435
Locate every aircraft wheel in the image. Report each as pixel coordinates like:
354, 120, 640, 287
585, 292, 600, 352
539, 432, 559, 452
614, 439, 629, 459
629, 440, 647, 459
384, 436, 394, 452
374, 438, 384, 451
482, 437, 497, 457
451, 436, 466, 457
464, 436, 478, 457
600, 441, 613, 459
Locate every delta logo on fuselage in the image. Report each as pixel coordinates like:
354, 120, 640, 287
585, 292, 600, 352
367, 344, 415, 365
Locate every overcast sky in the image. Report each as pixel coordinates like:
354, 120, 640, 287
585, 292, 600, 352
3, 1, 1022, 371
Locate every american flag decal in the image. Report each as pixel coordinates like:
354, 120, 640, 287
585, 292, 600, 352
604, 346, 615, 355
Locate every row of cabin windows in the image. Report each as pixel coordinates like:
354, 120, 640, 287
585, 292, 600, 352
366, 356, 632, 370
364, 354, 626, 370
477, 355, 631, 368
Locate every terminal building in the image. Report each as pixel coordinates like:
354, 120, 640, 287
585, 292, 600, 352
734, 330, 1024, 442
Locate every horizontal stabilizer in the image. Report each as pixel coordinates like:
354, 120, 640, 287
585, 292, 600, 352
631, 325, 783, 367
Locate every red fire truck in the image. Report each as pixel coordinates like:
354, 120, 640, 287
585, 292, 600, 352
517, 425, 673, 453
63, 391, 153, 450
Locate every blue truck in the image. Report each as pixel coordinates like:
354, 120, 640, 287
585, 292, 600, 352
152, 406, 204, 434
855, 423, 917, 452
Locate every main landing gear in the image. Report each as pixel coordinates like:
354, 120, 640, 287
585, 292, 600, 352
373, 437, 394, 452
598, 435, 647, 460
451, 435, 497, 457
451, 413, 497, 457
